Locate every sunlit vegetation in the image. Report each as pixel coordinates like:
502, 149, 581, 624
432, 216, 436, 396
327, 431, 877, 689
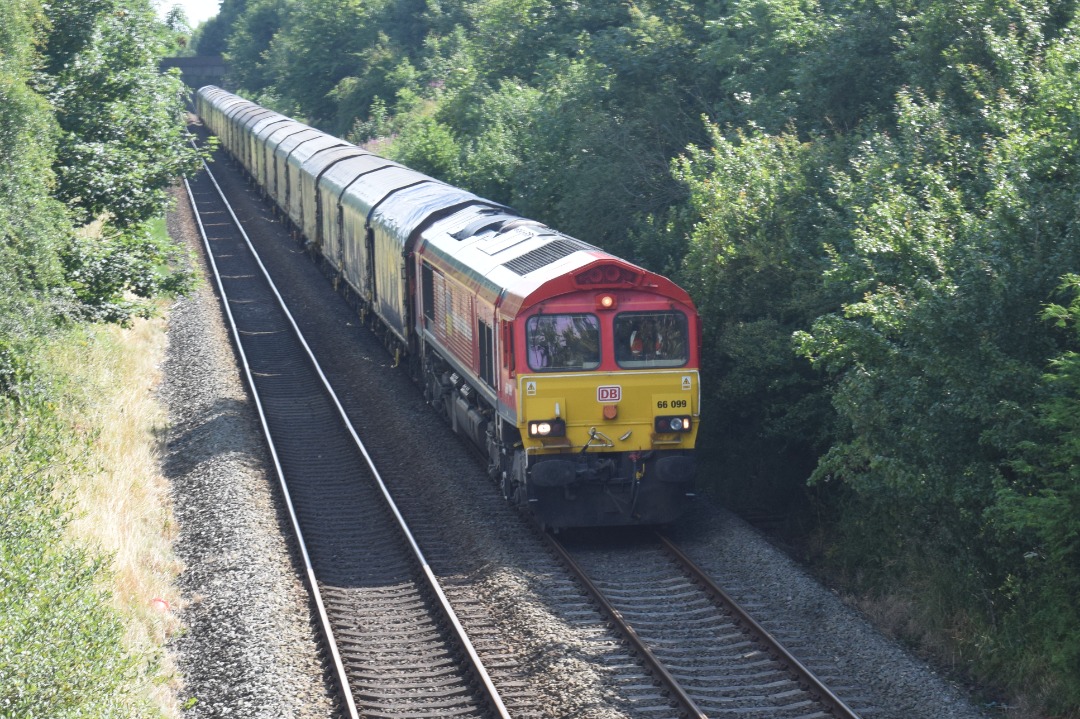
1, 0, 199, 714
196, 0, 1080, 712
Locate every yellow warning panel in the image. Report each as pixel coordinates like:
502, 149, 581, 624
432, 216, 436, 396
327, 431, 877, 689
518, 370, 699, 454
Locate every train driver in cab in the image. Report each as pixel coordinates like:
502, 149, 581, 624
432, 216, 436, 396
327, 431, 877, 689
629, 319, 662, 358
617, 312, 689, 368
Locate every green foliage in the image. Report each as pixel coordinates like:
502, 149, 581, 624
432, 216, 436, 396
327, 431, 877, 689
0, 391, 142, 718
50, 0, 205, 228
192, 0, 246, 56
183, 0, 1080, 709
37, 0, 117, 76
160, 5, 196, 56
991, 275, 1080, 710
791, 7, 1080, 706
674, 125, 841, 509
225, 0, 289, 91
386, 110, 462, 179
63, 223, 196, 325
0, 0, 196, 715
10, 0, 207, 326
699, 0, 904, 133
0, 0, 68, 309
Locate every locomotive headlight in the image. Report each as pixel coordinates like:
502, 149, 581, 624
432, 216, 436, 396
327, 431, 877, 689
655, 415, 692, 433
529, 418, 567, 438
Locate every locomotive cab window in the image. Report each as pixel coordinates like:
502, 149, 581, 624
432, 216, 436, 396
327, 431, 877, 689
614, 311, 689, 368
526, 314, 600, 372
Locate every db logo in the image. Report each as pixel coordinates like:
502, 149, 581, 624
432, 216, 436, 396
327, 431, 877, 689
597, 385, 622, 402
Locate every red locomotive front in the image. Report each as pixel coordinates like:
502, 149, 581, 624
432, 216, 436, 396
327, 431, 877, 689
417, 218, 700, 528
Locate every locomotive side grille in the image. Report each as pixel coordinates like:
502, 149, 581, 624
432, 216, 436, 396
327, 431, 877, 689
503, 237, 596, 275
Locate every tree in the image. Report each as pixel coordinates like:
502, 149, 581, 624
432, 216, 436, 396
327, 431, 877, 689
674, 125, 842, 510
0, 0, 70, 328
993, 276, 1080, 710
51, 1, 202, 228
193, 0, 245, 56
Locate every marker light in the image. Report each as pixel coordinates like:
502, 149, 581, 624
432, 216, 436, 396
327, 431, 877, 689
654, 415, 692, 433
529, 418, 567, 438
576, 265, 639, 286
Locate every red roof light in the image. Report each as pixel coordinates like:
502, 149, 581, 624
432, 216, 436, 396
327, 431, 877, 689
576, 264, 638, 286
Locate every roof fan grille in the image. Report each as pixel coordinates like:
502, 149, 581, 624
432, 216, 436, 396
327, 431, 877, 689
502, 237, 595, 275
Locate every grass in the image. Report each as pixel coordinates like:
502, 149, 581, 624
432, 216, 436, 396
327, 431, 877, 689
44, 313, 184, 717
0, 308, 183, 718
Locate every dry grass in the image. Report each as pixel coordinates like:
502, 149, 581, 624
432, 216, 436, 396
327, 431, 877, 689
42, 312, 183, 718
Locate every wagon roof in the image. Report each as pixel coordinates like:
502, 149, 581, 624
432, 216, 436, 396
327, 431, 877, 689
273, 128, 325, 158
338, 165, 431, 218
262, 121, 314, 147
298, 145, 371, 177
372, 182, 496, 256
237, 107, 279, 131
286, 135, 350, 168
223, 98, 258, 117
318, 154, 401, 196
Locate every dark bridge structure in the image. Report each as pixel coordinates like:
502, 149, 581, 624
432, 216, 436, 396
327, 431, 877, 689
161, 56, 229, 89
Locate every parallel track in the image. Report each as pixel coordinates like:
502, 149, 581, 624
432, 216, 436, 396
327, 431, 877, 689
183, 158, 510, 719
187, 117, 874, 719
546, 530, 863, 719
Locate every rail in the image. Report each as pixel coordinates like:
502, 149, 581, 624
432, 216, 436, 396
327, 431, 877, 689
184, 154, 511, 719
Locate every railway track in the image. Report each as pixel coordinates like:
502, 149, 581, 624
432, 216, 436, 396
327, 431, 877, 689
183, 156, 515, 719
547, 529, 864, 719
184, 122, 873, 719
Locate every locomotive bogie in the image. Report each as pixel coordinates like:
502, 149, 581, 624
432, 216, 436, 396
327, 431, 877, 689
194, 86, 702, 528
517, 449, 695, 527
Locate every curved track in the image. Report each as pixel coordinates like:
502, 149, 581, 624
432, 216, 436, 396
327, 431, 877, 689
184, 158, 510, 719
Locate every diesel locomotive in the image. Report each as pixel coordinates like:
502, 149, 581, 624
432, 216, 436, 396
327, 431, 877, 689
195, 86, 700, 528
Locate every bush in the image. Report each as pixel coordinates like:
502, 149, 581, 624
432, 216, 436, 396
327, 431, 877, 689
0, 389, 143, 718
